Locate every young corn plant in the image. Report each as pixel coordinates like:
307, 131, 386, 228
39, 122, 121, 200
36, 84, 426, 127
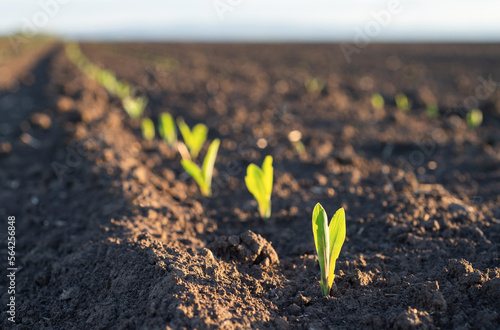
288, 130, 305, 156
304, 77, 325, 94
123, 96, 148, 119
467, 109, 483, 128
312, 203, 346, 296
181, 139, 220, 197
116, 80, 131, 99
371, 93, 385, 110
426, 104, 439, 118
245, 156, 273, 219
141, 118, 155, 141
395, 93, 411, 111
177, 117, 208, 160
158, 113, 177, 147
84, 63, 100, 79
65, 43, 84, 65
97, 70, 118, 94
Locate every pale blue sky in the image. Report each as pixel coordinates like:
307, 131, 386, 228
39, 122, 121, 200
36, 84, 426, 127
1, 0, 499, 41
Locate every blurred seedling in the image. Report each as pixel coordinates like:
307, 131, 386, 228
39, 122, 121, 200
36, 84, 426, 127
395, 93, 411, 111
245, 156, 273, 219
115, 80, 132, 99
141, 118, 155, 141
84, 63, 100, 78
305, 78, 325, 94
181, 139, 220, 197
123, 96, 148, 119
65, 43, 84, 64
158, 113, 177, 147
177, 117, 208, 160
426, 104, 439, 118
371, 93, 385, 110
97, 70, 118, 94
312, 203, 346, 296
466, 109, 483, 128
288, 130, 305, 156
154, 57, 180, 72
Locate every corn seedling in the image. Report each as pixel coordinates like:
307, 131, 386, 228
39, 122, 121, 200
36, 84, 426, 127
123, 96, 148, 119
84, 64, 100, 79
395, 93, 411, 111
245, 156, 273, 219
116, 80, 131, 99
467, 109, 483, 128
158, 112, 177, 147
181, 139, 220, 197
97, 70, 118, 93
426, 104, 439, 118
288, 130, 305, 156
305, 78, 325, 93
141, 118, 155, 141
65, 43, 83, 64
154, 57, 180, 72
371, 93, 385, 110
312, 203, 346, 296
177, 117, 208, 160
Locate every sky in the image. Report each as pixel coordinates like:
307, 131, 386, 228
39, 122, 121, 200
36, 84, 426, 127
1, 0, 499, 42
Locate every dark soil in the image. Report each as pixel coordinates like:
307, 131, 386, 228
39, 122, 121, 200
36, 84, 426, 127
1, 42, 499, 329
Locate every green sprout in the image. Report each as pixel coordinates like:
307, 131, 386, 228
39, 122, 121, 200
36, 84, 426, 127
304, 78, 325, 93
245, 156, 273, 219
312, 203, 346, 296
426, 104, 439, 118
123, 96, 148, 119
84, 63, 100, 79
65, 43, 84, 64
154, 57, 180, 72
371, 93, 385, 110
158, 113, 177, 147
115, 80, 131, 99
177, 117, 208, 160
181, 139, 220, 197
65, 44, 95, 73
97, 70, 118, 93
141, 118, 155, 141
466, 109, 483, 128
288, 130, 305, 156
395, 93, 411, 111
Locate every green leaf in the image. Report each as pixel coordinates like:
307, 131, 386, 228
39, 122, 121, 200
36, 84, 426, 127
177, 118, 208, 159
116, 80, 131, 99
176, 117, 192, 147
395, 93, 411, 111
141, 118, 155, 141
181, 159, 207, 194
245, 164, 267, 207
312, 203, 329, 295
190, 124, 208, 159
261, 155, 273, 198
245, 156, 273, 219
181, 139, 220, 197
202, 139, 220, 194
466, 109, 483, 128
371, 93, 385, 110
327, 207, 346, 290
305, 78, 325, 93
159, 113, 177, 146
426, 104, 439, 118
123, 96, 147, 119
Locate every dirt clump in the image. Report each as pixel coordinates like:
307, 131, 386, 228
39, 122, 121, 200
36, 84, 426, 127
209, 230, 280, 267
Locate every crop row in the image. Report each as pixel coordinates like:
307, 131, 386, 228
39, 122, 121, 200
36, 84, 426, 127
64, 43, 356, 296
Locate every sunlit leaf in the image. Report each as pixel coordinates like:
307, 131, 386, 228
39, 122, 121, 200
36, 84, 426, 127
159, 113, 177, 147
